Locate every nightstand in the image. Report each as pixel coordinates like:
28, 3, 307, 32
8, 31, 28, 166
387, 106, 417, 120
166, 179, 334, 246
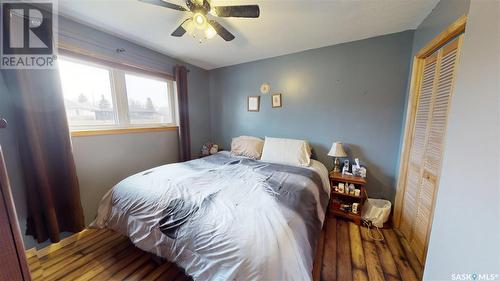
328, 172, 367, 225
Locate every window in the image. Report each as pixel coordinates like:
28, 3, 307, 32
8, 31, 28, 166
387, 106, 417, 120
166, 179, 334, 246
58, 56, 177, 131
125, 73, 172, 125
59, 59, 116, 127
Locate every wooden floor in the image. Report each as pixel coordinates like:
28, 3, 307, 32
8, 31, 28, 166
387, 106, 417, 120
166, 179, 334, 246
26, 217, 422, 281
313, 217, 423, 281
26, 229, 192, 281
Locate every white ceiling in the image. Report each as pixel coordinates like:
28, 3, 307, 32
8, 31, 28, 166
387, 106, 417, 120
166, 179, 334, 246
58, 0, 439, 70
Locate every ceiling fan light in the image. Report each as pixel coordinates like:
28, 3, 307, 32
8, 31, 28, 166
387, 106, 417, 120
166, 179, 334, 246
193, 13, 207, 29
205, 25, 217, 39
185, 25, 212, 43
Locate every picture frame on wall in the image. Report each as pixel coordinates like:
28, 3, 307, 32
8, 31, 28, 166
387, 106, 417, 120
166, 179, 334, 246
247, 96, 260, 112
272, 93, 282, 108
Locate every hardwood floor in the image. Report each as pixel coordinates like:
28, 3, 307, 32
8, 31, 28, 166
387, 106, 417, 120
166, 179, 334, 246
26, 217, 422, 281
314, 217, 422, 281
26, 229, 191, 281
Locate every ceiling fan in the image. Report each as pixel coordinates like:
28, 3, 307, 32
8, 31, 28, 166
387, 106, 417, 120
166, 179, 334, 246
139, 0, 260, 42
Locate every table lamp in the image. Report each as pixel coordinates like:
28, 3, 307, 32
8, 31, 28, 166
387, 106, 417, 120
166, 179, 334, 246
328, 142, 347, 173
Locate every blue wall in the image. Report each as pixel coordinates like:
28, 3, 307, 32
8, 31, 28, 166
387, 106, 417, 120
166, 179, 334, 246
209, 31, 414, 201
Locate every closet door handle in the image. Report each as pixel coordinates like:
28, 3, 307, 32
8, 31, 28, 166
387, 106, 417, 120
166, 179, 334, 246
422, 170, 436, 182
0, 118, 7, 129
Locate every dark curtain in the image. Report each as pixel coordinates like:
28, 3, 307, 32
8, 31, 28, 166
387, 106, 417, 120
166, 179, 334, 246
175, 65, 191, 162
7, 69, 84, 243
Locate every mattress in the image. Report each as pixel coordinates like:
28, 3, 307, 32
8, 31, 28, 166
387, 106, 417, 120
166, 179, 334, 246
92, 151, 330, 281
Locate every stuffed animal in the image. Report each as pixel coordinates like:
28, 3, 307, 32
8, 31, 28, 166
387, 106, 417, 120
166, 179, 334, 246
201, 142, 221, 156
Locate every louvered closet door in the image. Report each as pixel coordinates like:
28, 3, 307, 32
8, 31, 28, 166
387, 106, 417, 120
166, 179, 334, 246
400, 36, 462, 264
400, 53, 438, 240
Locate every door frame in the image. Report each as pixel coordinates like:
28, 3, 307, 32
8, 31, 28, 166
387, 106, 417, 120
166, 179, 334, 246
393, 15, 468, 228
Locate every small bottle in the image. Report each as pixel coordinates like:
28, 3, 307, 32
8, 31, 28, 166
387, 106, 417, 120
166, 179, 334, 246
338, 183, 344, 193
349, 184, 355, 195
352, 203, 359, 214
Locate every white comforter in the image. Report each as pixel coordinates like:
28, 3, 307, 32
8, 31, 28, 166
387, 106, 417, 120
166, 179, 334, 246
92, 152, 330, 281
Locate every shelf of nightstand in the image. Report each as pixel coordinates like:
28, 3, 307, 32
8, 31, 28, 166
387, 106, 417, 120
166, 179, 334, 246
329, 172, 366, 185
329, 208, 362, 224
331, 189, 364, 199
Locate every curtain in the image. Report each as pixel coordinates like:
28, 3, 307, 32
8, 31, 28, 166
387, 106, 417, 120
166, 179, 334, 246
175, 65, 191, 162
7, 69, 84, 243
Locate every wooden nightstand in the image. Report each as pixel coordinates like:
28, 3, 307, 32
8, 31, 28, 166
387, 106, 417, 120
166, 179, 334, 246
328, 172, 367, 225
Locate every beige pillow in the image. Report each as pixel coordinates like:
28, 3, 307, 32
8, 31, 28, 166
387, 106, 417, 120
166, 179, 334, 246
261, 137, 312, 166
231, 136, 264, 159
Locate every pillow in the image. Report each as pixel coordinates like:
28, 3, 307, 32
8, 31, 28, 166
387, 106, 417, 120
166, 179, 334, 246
261, 137, 312, 166
231, 136, 264, 159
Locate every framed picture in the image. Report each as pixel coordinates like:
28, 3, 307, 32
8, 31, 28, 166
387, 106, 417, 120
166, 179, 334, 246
272, 93, 282, 108
247, 96, 260, 112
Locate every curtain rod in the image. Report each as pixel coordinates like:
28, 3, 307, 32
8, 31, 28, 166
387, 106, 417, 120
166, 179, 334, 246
58, 33, 191, 75
59, 31, 178, 66
59, 43, 176, 81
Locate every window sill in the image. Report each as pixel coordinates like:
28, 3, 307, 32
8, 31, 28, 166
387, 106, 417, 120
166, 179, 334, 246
70, 126, 178, 137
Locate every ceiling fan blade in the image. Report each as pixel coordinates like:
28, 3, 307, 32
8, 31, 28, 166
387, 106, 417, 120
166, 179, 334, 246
209, 20, 235, 41
171, 19, 191, 37
186, 0, 210, 12
138, 0, 187, 11
212, 5, 260, 18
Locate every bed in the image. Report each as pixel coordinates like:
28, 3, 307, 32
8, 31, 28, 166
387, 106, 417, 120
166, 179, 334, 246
92, 151, 330, 281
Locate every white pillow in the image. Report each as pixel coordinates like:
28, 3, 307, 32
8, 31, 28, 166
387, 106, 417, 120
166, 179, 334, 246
231, 136, 264, 159
261, 137, 312, 166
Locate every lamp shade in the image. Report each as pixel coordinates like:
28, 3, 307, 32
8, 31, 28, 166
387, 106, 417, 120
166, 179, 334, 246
327, 142, 347, 157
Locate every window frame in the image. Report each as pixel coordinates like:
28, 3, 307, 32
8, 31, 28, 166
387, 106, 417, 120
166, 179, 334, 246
58, 54, 178, 135
121, 70, 178, 128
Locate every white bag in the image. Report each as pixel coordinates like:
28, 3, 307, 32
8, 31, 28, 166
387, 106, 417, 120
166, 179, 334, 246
362, 198, 391, 228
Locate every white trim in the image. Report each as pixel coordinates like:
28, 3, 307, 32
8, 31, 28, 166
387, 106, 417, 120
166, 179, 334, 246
112, 69, 130, 125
